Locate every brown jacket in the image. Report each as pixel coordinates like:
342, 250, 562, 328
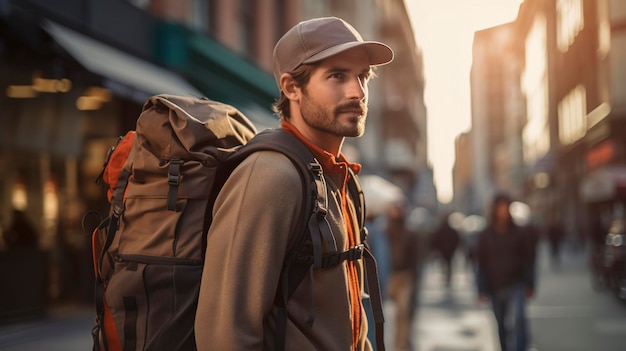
194, 147, 371, 350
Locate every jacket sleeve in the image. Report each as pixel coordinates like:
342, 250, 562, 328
195, 151, 303, 351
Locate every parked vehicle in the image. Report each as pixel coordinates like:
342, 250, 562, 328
604, 219, 626, 302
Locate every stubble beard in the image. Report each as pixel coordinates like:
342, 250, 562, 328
300, 92, 367, 138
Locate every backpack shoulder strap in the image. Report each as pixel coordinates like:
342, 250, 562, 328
346, 168, 366, 240
346, 168, 386, 351
231, 129, 334, 351
232, 128, 336, 259
232, 128, 385, 351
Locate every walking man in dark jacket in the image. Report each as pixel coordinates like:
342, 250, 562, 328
476, 193, 535, 351
430, 212, 460, 287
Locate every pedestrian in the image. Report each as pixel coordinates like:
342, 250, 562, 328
3, 209, 39, 250
430, 211, 460, 287
385, 203, 420, 351
546, 220, 567, 268
194, 17, 393, 351
476, 193, 535, 351
366, 212, 391, 298
364, 211, 391, 351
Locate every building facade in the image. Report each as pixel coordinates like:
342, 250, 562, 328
460, 0, 626, 244
464, 21, 525, 216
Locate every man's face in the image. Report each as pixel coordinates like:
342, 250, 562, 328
495, 200, 510, 223
298, 47, 371, 138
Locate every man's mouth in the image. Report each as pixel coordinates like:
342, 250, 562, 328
339, 109, 364, 115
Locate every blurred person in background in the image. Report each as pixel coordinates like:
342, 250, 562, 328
476, 193, 536, 351
3, 209, 39, 250
365, 212, 391, 298
546, 219, 567, 268
406, 206, 434, 280
430, 211, 461, 287
510, 201, 540, 270
364, 211, 390, 351
385, 202, 420, 351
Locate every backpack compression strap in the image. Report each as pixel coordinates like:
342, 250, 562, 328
92, 168, 131, 351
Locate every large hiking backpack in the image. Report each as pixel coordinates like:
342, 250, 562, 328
89, 94, 385, 351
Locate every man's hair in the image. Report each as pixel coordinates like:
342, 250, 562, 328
490, 192, 515, 228
271, 63, 317, 120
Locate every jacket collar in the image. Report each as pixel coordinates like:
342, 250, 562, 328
281, 120, 361, 175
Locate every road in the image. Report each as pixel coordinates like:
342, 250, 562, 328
1, 241, 625, 350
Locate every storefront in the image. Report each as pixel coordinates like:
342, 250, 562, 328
0, 0, 280, 316
578, 116, 626, 246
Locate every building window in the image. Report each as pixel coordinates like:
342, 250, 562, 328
557, 0, 584, 52
522, 15, 550, 165
208, 0, 219, 34
275, 0, 288, 43
238, 0, 257, 56
558, 85, 587, 145
188, 0, 209, 33
12, 178, 28, 211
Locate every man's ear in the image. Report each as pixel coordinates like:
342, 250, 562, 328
280, 73, 299, 101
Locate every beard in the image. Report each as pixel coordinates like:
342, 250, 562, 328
300, 92, 368, 138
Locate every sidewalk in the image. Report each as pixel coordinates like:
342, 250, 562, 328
4, 242, 619, 351
386, 254, 500, 351
386, 241, 626, 351
0, 303, 93, 351
4, 257, 497, 351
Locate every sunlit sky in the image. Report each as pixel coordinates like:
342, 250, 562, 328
405, 0, 524, 204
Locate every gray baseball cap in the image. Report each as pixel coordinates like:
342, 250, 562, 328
272, 17, 394, 89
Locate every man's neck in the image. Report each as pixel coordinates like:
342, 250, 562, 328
284, 119, 343, 156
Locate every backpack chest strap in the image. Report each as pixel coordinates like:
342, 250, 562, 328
295, 243, 365, 268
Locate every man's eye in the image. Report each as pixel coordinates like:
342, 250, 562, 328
330, 73, 344, 79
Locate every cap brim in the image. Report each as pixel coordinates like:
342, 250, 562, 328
302, 41, 394, 67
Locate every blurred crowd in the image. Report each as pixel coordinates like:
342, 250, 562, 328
365, 192, 544, 351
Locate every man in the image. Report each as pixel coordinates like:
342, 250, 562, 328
476, 193, 536, 351
195, 17, 393, 351
430, 211, 460, 287
385, 203, 420, 351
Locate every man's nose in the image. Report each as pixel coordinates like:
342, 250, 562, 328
347, 77, 366, 100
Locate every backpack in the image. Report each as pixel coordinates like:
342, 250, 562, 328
89, 94, 385, 351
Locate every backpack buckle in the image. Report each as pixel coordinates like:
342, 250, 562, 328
168, 173, 180, 186
167, 159, 183, 211
168, 159, 182, 186
349, 244, 365, 261
314, 201, 327, 217
308, 162, 323, 176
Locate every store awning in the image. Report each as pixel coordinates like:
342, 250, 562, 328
580, 165, 626, 203
42, 20, 203, 102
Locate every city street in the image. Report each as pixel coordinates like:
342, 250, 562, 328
2, 241, 626, 350
399, 242, 626, 351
